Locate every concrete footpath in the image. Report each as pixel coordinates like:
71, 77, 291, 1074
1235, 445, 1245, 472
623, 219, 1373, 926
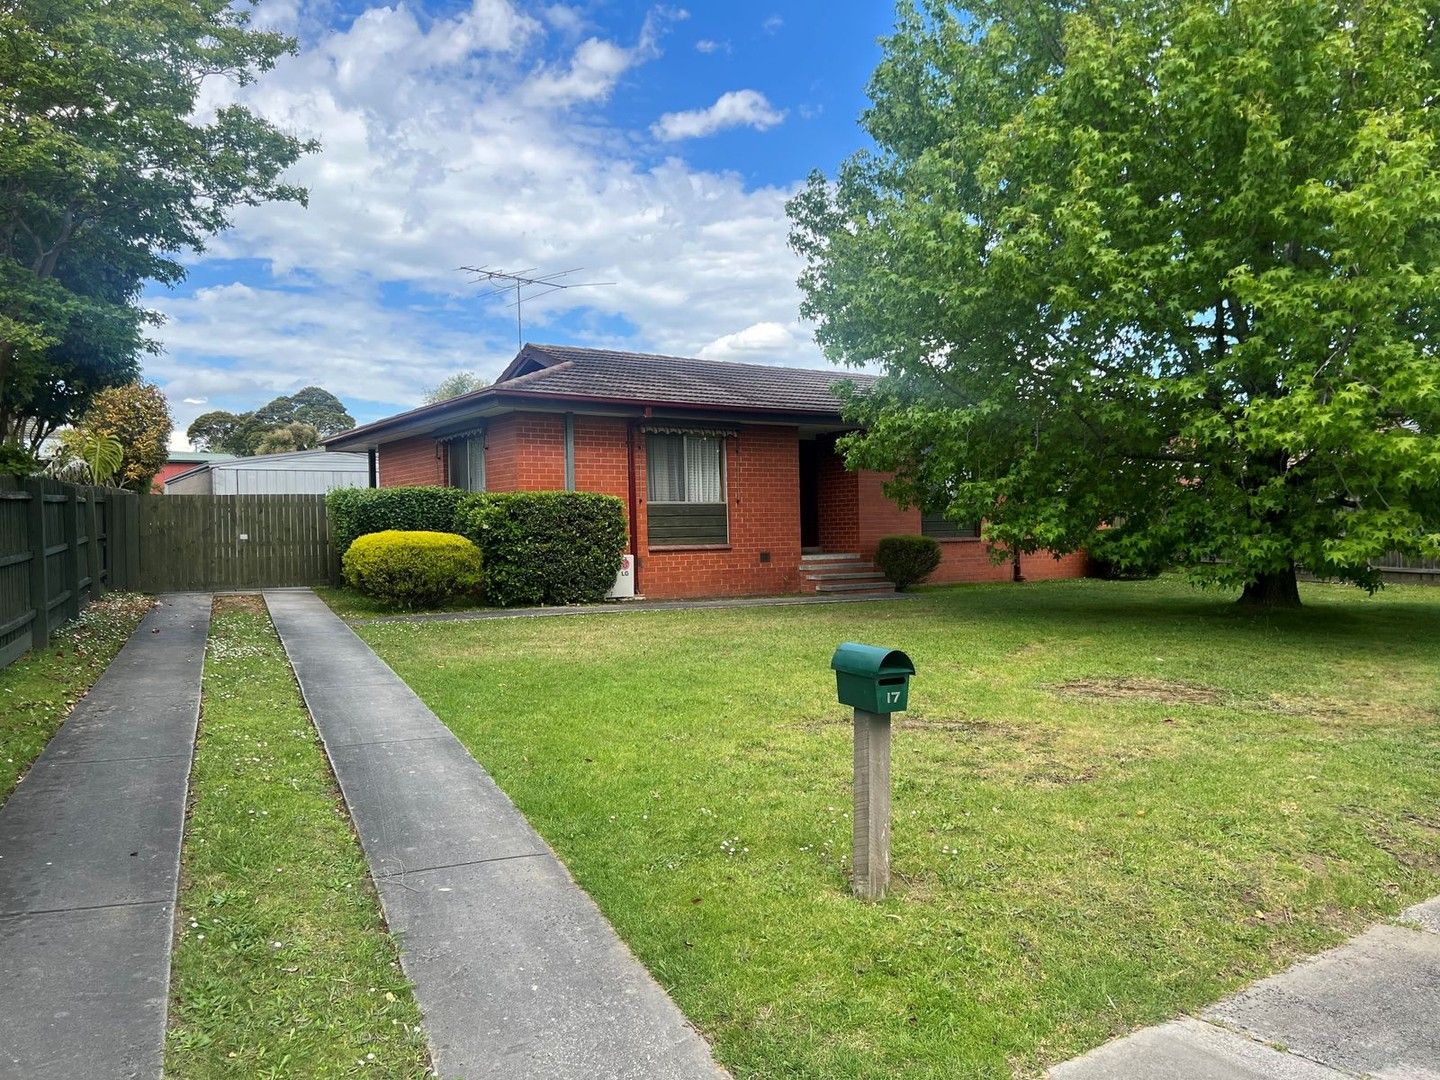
1050, 897, 1440, 1079
0, 594, 211, 1080
264, 589, 724, 1080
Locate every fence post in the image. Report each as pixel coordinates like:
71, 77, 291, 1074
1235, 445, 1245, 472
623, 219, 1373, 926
86, 486, 103, 599
24, 478, 50, 650
125, 492, 140, 589
62, 484, 81, 621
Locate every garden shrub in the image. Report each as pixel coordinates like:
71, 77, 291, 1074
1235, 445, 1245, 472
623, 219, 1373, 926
454, 491, 626, 607
327, 486, 466, 555
341, 530, 483, 609
875, 534, 942, 591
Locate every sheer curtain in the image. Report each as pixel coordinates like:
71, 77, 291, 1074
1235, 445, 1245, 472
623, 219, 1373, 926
685, 437, 722, 502
648, 434, 723, 503
648, 435, 685, 501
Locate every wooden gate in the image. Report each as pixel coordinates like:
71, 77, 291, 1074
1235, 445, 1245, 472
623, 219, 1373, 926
138, 494, 335, 592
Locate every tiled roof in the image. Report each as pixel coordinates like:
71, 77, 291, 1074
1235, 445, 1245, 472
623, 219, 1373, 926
502, 344, 875, 413
325, 344, 874, 448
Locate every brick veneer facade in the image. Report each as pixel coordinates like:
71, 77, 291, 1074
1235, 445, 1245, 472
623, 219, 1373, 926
376, 411, 1087, 598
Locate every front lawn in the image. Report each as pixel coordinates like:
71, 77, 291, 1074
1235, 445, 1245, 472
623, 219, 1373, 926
355, 577, 1440, 1079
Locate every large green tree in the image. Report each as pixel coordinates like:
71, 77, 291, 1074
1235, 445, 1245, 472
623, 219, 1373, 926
187, 387, 353, 455
790, 0, 1440, 605
0, 0, 315, 444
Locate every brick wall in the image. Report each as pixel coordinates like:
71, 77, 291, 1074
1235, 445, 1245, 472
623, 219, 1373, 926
851, 465, 1088, 584
635, 424, 802, 598
378, 435, 444, 486
377, 412, 1087, 598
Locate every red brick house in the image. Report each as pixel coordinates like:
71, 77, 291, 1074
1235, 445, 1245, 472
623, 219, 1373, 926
324, 344, 1087, 599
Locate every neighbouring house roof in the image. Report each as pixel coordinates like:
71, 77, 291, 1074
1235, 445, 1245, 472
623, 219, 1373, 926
165, 451, 235, 465
166, 448, 369, 484
325, 343, 877, 451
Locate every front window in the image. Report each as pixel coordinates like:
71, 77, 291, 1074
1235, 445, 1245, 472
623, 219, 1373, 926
921, 511, 979, 540
646, 433, 727, 545
447, 436, 485, 492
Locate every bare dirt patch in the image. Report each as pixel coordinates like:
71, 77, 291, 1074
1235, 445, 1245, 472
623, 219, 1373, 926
1055, 677, 1223, 706
1265, 693, 1436, 726
213, 594, 265, 616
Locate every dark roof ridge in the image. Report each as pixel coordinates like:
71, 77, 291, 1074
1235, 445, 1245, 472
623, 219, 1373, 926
521, 343, 878, 385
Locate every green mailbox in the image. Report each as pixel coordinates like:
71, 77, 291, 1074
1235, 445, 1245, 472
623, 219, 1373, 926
831, 642, 915, 714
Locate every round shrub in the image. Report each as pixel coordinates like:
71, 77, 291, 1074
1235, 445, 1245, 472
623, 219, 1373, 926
875, 534, 942, 591
327, 486, 467, 555
454, 491, 626, 607
341, 530, 483, 609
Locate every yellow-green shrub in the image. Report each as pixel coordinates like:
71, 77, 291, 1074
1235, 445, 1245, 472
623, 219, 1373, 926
341, 530, 483, 609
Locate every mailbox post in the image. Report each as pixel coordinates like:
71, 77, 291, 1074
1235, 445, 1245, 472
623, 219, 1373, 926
830, 643, 915, 902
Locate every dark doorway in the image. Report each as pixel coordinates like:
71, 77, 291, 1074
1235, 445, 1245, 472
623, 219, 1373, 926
799, 438, 821, 551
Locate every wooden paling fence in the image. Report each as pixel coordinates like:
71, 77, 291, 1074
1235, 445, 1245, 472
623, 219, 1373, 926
136, 493, 335, 593
0, 477, 141, 669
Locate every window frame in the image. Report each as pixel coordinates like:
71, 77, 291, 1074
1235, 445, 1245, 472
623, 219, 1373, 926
920, 511, 979, 541
645, 432, 729, 548
447, 435, 486, 493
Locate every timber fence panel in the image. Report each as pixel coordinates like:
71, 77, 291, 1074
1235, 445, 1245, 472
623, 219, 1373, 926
137, 493, 333, 593
0, 478, 140, 671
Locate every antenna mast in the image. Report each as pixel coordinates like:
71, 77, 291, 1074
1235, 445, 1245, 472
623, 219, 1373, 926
459, 266, 615, 348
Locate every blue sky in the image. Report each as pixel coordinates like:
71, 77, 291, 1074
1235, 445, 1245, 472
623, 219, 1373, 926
149, 1, 896, 444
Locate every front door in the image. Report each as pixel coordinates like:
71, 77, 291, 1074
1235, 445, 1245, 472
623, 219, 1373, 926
799, 439, 820, 550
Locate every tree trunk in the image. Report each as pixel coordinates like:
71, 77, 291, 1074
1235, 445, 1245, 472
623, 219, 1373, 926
1239, 566, 1301, 608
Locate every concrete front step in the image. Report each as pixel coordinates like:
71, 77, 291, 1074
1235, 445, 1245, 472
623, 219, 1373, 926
816, 580, 898, 593
801, 552, 861, 562
805, 571, 890, 581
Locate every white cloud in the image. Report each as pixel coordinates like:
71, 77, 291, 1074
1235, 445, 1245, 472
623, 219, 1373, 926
651, 89, 786, 140
698, 320, 798, 362
761, 14, 783, 33
153, 1, 826, 422
694, 38, 728, 54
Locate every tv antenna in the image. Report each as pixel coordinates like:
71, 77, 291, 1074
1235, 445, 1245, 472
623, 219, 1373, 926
459, 265, 615, 348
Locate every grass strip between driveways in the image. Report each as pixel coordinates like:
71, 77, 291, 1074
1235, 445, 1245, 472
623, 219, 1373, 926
165, 596, 430, 1080
0, 591, 153, 804
356, 576, 1440, 1079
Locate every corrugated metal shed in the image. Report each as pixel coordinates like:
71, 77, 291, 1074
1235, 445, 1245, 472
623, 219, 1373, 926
165, 449, 370, 495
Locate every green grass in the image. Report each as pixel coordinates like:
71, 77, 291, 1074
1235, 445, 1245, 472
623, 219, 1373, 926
0, 591, 152, 802
165, 598, 430, 1079
312, 584, 484, 620
355, 576, 1440, 1079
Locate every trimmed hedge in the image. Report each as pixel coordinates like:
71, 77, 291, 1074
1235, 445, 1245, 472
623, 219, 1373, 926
875, 534, 942, 591
454, 491, 626, 607
341, 530, 483, 609
327, 486, 466, 555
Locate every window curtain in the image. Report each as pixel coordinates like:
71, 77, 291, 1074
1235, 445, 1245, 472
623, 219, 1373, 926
648, 434, 722, 503
448, 437, 486, 492
685, 437, 722, 502
647, 434, 685, 501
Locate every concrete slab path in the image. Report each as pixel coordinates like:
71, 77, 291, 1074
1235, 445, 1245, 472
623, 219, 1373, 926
348, 588, 918, 627
1049, 898, 1440, 1079
0, 594, 211, 1080
264, 589, 725, 1080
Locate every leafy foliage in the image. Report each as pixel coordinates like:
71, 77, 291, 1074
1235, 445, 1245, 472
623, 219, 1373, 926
78, 382, 172, 491
187, 387, 353, 456
254, 421, 320, 456
454, 491, 626, 607
326, 485, 467, 556
875, 535, 942, 591
0, 0, 314, 442
188, 388, 354, 455
50, 429, 125, 485
789, 0, 1440, 605
341, 530, 484, 610
422, 372, 488, 404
